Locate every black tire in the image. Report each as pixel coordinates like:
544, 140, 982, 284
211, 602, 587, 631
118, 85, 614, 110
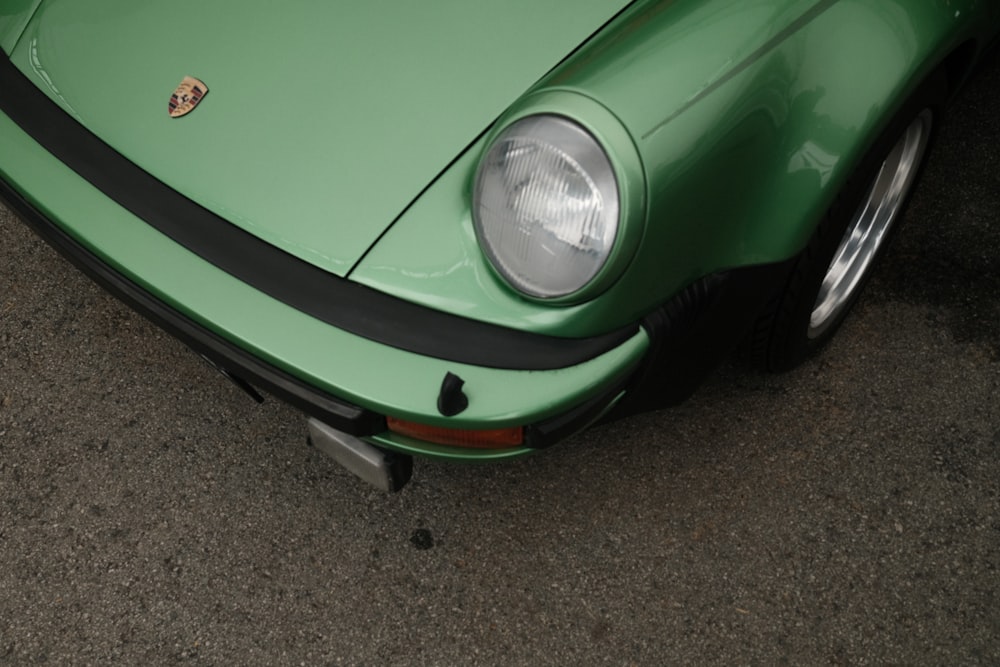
749, 71, 945, 371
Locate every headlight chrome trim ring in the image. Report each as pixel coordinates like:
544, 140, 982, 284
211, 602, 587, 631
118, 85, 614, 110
471, 91, 646, 305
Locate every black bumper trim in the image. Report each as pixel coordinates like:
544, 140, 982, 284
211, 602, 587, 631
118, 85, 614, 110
1, 180, 385, 436
526, 371, 632, 448
0, 55, 636, 371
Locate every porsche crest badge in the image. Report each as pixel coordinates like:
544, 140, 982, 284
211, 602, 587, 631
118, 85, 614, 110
168, 76, 208, 118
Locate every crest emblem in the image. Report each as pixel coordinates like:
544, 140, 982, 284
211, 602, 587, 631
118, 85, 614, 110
168, 76, 208, 118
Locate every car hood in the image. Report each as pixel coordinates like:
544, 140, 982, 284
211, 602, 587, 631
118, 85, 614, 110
11, 0, 632, 276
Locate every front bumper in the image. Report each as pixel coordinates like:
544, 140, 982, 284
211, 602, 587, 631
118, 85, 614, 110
0, 164, 648, 459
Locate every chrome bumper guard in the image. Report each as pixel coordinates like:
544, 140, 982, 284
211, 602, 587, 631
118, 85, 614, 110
307, 419, 413, 492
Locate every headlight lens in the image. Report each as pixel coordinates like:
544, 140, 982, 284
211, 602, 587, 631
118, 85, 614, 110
473, 115, 620, 299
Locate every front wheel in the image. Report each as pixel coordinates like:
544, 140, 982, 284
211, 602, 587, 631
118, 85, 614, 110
809, 109, 933, 339
751, 79, 941, 371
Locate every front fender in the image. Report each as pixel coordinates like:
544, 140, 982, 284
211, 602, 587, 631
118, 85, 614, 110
566, 0, 994, 330
352, 0, 996, 338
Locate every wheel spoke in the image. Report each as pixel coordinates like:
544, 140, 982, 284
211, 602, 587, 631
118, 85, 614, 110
808, 110, 932, 338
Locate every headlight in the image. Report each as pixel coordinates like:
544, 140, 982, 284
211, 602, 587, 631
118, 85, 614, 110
473, 115, 620, 299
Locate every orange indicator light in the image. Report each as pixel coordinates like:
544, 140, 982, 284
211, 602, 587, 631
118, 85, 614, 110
386, 417, 524, 449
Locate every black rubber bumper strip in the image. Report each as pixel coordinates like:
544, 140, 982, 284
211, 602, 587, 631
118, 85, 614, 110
0, 56, 637, 371
0, 178, 384, 436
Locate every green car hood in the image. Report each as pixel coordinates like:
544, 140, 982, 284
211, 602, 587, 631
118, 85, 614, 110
11, 0, 632, 276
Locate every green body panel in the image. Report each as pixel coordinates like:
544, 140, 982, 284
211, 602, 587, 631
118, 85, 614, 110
9, 0, 632, 276
0, 109, 648, 447
353, 0, 999, 337
0, 0, 41, 53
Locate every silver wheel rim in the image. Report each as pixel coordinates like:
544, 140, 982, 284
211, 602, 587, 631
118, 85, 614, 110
808, 109, 933, 339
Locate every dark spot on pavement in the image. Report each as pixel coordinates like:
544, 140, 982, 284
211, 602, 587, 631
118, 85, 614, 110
410, 529, 434, 550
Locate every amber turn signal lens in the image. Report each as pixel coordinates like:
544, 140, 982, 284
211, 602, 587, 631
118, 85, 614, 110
386, 417, 524, 449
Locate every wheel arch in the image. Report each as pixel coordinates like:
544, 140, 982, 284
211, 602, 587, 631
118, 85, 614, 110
941, 39, 982, 96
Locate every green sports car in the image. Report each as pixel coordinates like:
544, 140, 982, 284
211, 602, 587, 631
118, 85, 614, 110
1, 1, 997, 490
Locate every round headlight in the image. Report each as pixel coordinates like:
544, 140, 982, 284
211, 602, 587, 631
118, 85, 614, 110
473, 115, 620, 299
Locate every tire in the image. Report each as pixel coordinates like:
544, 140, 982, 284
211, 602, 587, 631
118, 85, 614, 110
750, 73, 943, 371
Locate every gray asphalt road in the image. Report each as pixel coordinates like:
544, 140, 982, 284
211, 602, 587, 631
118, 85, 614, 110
2, 53, 999, 665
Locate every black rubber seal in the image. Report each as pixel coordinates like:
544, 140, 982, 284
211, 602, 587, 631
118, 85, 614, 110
0, 55, 636, 371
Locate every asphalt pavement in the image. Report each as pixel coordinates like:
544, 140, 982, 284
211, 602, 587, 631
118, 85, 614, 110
1, 53, 998, 665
